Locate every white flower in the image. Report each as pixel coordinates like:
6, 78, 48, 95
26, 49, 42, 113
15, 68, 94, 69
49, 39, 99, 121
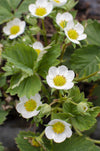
56, 12, 73, 29
29, 0, 53, 18
46, 65, 75, 90
50, 0, 67, 7
16, 93, 42, 119
32, 41, 47, 61
45, 119, 72, 143
32, 41, 44, 55
3, 18, 26, 39
64, 21, 87, 44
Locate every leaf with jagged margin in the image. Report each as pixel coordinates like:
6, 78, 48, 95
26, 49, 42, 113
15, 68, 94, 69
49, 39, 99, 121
37, 44, 61, 78
85, 20, 100, 46
2, 43, 38, 76
70, 45, 100, 82
71, 107, 100, 131
15, 0, 35, 17
2, 62, 21, 76
15, 131, 40, 151
53, 135, 100, 151
0, 6, 13, 24
68, 86, 87, 103
7, 75, 41, 98
0, 110, 9, 125
62, 0, 78, 11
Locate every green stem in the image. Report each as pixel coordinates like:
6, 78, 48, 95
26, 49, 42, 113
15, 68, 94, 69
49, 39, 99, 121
76, 71, 98, 82
60, 42, 71, 63
40, 130, 45, 139
42, 19, 47, 46
70, 100, 78, 106
86, 137, 100, 144
73, 124, 83, 136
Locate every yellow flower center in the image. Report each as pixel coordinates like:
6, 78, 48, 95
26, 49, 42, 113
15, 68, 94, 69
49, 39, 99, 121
53, 75, 66, 86
54, 0, 60, 3
35, 7, 47, 16
59, 20, 66, 29
32, 138, 40, 147
52, 122, 65, 134
10, 25, 20, 35
35, 49, 41, 55
68, 29, 78, 40
24, 99, 37, 112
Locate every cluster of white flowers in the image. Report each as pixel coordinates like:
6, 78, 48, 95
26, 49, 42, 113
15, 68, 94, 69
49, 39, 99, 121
2, 0, 88, 144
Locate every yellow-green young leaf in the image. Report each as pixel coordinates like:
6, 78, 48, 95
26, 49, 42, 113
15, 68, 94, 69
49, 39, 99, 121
0, 143, 4, 151
70, 45, 100, 81
7, 75, 41, 98
71, 107, 100, 131
37, 44, 61, 78
2, 43, 38, 76
15, 131, 40, 151
85, 20, 100, 46
53, 135, 100, 151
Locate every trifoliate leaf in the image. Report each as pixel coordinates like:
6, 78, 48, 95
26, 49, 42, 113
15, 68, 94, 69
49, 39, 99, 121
53, 135, 100, 151
7, 75, 41, 98
70, 45, 100, 81
0, 110, 9, 125
37, 44, 61, 78
2, 43, 38, 76
85, 20, 100, 46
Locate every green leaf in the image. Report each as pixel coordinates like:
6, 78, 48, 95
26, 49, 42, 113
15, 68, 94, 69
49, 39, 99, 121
85, 20, 100, 46
62, 0, 78, 11
70, 45, 100, 81
0, 110, 9, 125
68, 86, 87, 103
0, 143, 4, 151
7, 75, 41, 98
0, 6, 13, 24
16, 131, 40, 151
0, 73, 6, 87
51, 113, 69, 120
53, 135, 100, 151
3, 43, 38, 76
15, 0, 35, 17
37, 44, 61, 78
71, 107, 100, 131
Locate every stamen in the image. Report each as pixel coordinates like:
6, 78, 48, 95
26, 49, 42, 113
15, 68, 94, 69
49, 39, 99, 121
24, 99, 37, 112
67, 29, 78, 40
10, 25, 20, 35
59, 20, 66, 28
52, 122, 65, 134
35, 7, 47, 16
53, 75, 66, 86
54, 0, 60, 3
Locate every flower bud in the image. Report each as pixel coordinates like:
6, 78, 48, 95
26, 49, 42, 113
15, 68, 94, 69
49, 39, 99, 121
77, 102, 88, 113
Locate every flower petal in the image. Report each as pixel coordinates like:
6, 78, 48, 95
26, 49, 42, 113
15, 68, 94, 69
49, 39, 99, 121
77, 34, 87, 40
74, 23, 84, 34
